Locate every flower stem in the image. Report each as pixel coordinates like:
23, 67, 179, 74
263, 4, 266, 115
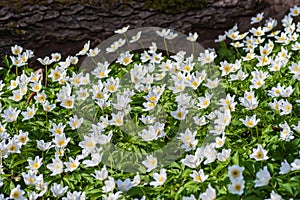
139, 41, 145, 50
163, 38, 169, 57
45, 65, 48, 87
192, 42, 195, 56
124, 33, 131, 50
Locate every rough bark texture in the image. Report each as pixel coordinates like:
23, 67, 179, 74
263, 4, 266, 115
0, 0, 298, 60
0, 0, 264, 58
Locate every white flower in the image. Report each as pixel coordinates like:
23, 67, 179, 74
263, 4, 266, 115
228, 165, 244, 181
28, 191, 39, 200
53, 134, 70, 148
62, 191, 86, 200
15, 130, 29, 146
214, 34, 226, 42
279, 159, 291, 175
10, 184, 26, 200
254, 166, 271, 187
27, 156, 43, 172
130, 31, 142, 43
51, 52, 61, 62
182, 154, 201, 168
178, 128, 198, 151
239, 90, 259, 110
190, 169, 208, 183
94, 132, 110, 146
102, 177, 115, 193
183, 194, 196, 200
139, 115, 155, 125
198, 50, 217, 65
132, 173, 140, 187
228, 179, 245, 195
187, 32, 198, 42
193, 115, 208, 126
156, 29, 170, 37
46, 157, 64, 176
199, 184, 216, 200
250, 26, 265, 37
102, 191, 122, 200
22, 170, 38, 185
239, 114, 260, 128
150, 168, 167, 187
68, 115, 83, 130
51, 183, 68, 198
217, 149, 231, 162
9, 89, 24, 102
203, 144, 217, 165
116, 178, 133, 192
11, 45, 23, 55
142, 155, 157, 172
82, 152, 103, 167
87, 47, 101, 57
291, 159, 300, 171
110, 111, 124, 127
197, 93, 212, 109
219, 61, 233, 76
279, 121, 294, 141
49, 122, 66, 136
92, 166, 108, 181
292, 121, 300, 133
214, 135, 225, 148
265, 190, 283, 200
279, 99, 292, 115
165, 31, 178, 40
251, 12, 264, 24
37, 56, 53, 65
64, 157, 80, 172
170, 106, 188, 120
204, 78, 220, 89
60, 96, 75, 109
76, 41, 90, 55
21, 104, 37, 121
37, 140, 53, 151
7, 138, 21, 154
11, 55, 26, 67
290, 5, 300, 16
250, 144, 269, 161
1, 106, 21, 122
115, 25, 130, 34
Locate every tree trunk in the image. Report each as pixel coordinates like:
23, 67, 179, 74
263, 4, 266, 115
0, 0, 274, 60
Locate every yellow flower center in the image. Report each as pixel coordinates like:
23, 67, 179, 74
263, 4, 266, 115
195, 175, 202, 181
70, 162, 77, 169
149, 96, 157, 102
32, 162, 39, 169
158, 176, 164, 183
123, 57, 131, 65
65, 99, 73, 107
28, 177, 35, 183
19, 136, 26, 143
108, 85, 115, 91
53, 72, 61, 80
177, 112, 183, 119
58, 140, 65, 147
256, 151, 263, 159
12, 191, 20, 198
247, 121, 253, 127
9, 145, 16, 151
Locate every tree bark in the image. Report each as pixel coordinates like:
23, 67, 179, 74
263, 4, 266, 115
0, 0, 270, 60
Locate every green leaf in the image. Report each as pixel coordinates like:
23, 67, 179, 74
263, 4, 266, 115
232, 150, 239, 165
11, 158, 27, 168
